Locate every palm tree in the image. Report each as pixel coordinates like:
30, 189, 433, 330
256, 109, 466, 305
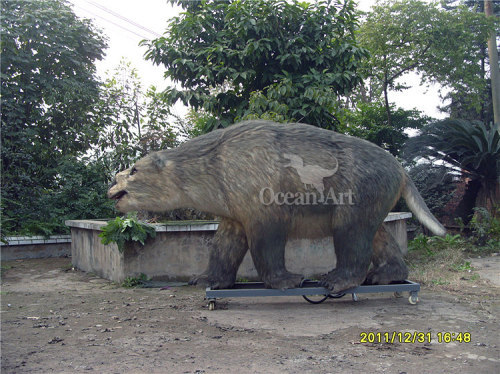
404, 119, 499, 223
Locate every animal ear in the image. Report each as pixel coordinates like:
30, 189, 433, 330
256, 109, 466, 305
150, 153, 174, 170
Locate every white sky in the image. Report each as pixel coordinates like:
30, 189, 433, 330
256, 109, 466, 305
68, 0, 446, 119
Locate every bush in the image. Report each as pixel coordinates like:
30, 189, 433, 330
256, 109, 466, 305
1, 157, 116, 237
469, 207, 500, 250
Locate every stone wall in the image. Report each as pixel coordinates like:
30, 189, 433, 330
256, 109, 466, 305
1, 236, 71, 261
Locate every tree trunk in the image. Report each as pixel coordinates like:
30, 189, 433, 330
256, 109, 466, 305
475, 180, 500, 214
383, 81, 393, 128
455, 179, 481, 225
485, 0, 500, 131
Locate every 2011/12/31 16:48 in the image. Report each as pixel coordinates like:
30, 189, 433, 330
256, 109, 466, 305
359, 331, 472, 344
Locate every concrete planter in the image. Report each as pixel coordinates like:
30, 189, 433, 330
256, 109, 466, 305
66, 212, 411, 283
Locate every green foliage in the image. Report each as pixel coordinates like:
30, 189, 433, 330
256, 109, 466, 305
406, 230, 484, 287
122, 273, 149, 288
470, 207, 500, 249
174, 109, 215, 139
431, 278, 450, 286
409, 225, 498, 260
99, 213, 157, 252
1, 157, 116, 236
2, 54, 179, 236
408, 233, 434, 256
95, 59, 179, 172
357, 0, 495, 120
1, 0, 108, 235
409, 233, 464, 257
404, 120, 499, 216
339, 102, 431, 155
143, 0, 367, 132
433, 234, 464, 248
451, 261, 472, 272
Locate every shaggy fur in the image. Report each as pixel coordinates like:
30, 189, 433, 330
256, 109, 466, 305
108, 121, 445, 291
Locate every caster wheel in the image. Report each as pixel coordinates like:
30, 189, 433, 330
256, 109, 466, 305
352, 293, 358, 302
394, 291, 403, 298
409, 295, 419, 305
303, 294, 329, 304
208, 300, 216, 310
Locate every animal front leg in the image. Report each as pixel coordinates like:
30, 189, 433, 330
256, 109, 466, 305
189, 217, 248, 289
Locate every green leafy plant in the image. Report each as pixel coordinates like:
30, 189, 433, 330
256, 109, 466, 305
99, 212, 156, 252
408, 233, 434, 256
122, 273, 149, 288
451, 261, 473, 272
431, 278, 450, 286
433, 234, 464, 249
470, 207, 500, 247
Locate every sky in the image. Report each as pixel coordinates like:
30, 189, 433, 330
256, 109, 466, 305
68, 0, 446, 119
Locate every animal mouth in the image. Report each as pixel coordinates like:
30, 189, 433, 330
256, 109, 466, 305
110, 190, 127, 201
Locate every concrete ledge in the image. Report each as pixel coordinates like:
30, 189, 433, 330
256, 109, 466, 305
65, 220, 219, 232
66, 214, 412, 283
1, 235, 71, 260
1, 235, 72, 246
384, 212, 412, 222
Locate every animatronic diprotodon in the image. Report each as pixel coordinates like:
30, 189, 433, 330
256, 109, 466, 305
108, 121, 445, 292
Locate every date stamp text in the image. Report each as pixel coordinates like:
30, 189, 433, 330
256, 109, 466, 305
360, 331, 471, 344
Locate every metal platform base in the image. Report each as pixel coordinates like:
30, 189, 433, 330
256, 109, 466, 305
206, 280, 420, 310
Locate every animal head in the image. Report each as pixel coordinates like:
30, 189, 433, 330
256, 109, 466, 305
107, 152, 189, 213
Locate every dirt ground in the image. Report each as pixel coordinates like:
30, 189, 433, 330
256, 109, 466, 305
1, 257, 499, 374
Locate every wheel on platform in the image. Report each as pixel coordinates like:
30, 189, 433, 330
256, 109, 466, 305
408, 294, 419, 305
302, 294, 329, 304
352, 293, 358, 302
328, 293, 346, 299
208, 300, 216, 310
394, 291, 403, 298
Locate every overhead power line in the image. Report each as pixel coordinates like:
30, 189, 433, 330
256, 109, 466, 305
73, 3, 151, 40
85, 0, 163, 38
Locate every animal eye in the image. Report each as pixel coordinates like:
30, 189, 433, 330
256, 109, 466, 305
130, 167, 137, 176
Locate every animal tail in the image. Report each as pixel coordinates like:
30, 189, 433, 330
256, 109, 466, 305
402, 174, 446, 237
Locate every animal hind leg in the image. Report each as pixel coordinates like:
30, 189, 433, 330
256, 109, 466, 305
247, 221, 303, 289
321, 224, 374, 292
189, 217, 248, 289
366, 224, 408, 285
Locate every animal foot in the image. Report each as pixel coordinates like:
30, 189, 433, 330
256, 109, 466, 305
263, 272, 303, 290
320, 269, 363, 292
188, 273, 235, 289
365, 261, 408, 285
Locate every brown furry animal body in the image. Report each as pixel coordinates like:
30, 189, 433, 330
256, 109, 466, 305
108, 121, 445, 292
